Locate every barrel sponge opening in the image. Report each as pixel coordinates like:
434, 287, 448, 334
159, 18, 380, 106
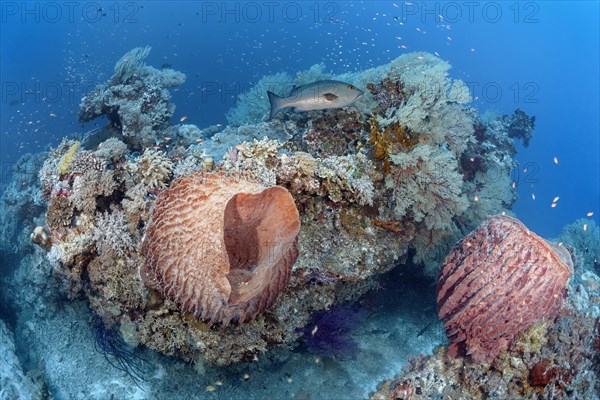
142, 171, 300, 326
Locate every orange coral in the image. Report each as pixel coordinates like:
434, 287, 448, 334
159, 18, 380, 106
373, 220, 402, 232
142, 171, 300, 326
367, 116, 418, 173
368, 116, 388, 160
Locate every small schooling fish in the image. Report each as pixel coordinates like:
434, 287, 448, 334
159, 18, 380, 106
267, 80, 363, 120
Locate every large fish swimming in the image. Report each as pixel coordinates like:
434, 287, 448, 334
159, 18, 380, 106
267, 80, 363, 120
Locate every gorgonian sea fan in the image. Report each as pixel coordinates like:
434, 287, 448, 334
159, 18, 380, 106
298, 305, 366, 360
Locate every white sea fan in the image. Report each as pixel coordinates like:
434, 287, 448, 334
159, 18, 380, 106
225, 72, 293, 125
386, 144, 468, 230
425, 103, 475, 157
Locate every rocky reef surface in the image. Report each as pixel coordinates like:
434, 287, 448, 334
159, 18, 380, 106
372, 215, 598, 399
371, 291, 599, 400
1, 47, 597, 399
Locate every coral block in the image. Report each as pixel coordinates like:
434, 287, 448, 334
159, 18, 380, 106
436, 215, 573, 363
142, 172, 300, 326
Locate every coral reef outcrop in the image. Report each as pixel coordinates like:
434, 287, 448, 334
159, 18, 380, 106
78, 46, 186, 149
142, 171, 301, 325
25, 49, 539, 366
437, 215, 574, 363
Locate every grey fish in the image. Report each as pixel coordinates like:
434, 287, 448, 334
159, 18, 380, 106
267, 80, 363, 120
416, 321, 433, 338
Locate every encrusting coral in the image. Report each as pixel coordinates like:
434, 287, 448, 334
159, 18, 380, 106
142, 171, 301, 326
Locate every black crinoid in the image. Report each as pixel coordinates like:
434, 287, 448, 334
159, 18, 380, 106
297, 305, 367, 360
92, 314, 147, 389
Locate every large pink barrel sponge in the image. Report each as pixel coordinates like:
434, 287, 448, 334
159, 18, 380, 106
142, 172, 301, 326
436, 215, 573, 363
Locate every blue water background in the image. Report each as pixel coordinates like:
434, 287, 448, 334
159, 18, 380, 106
1, 1, 598, 237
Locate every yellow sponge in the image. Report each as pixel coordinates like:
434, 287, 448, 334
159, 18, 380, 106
57, 141, 80, 175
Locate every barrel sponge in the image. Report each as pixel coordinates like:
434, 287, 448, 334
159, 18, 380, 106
141, 171, 300, 326
436, 215, 573, 363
